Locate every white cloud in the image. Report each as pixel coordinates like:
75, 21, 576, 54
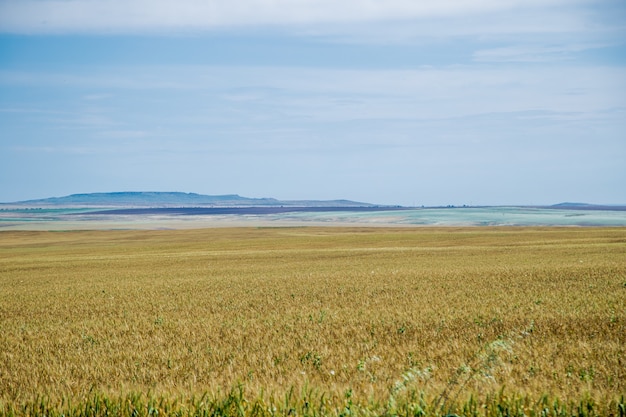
0, 0, 592, 35
4, 64, 624, 148
473, 42, 613, 62
83, 93, 114, 101
3, 64, 624, 117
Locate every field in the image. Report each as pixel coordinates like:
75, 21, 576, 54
1, 227, 625, 416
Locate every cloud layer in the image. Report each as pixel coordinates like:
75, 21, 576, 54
0, 0, 595, 34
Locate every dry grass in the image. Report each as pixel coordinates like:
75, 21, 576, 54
0, 227, 624, 415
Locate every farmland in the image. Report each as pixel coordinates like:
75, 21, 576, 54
0, 227, 624, 416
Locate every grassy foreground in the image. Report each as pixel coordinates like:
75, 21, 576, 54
1, 227, 624, 416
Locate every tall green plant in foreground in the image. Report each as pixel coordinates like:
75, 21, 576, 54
1, 390, 624, 416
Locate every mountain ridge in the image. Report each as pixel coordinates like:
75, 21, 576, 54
3, 192, 624, 210
2, 191, 379, 208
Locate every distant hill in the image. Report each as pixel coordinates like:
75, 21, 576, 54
549, 202, 626, 211
4, 192, 378, 208
551, 202, 593, 208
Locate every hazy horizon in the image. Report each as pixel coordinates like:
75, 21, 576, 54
2, 190, 625, 208
1, 1, 625, 206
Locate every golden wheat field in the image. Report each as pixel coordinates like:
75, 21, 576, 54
0, 227, 624, 416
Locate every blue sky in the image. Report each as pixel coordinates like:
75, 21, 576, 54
1, 0, 625, 206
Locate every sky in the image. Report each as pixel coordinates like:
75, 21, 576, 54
0, 0, 625, 206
